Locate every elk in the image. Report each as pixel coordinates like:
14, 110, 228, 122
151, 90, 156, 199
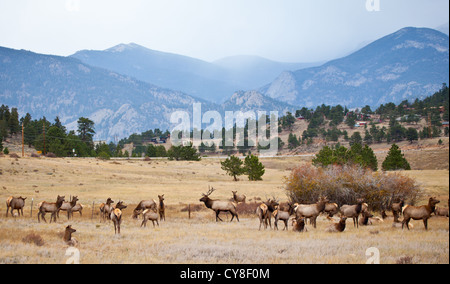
402, 197, 440, 230
326, 217, 347, 233
141, 209, 159, 228
340, 198, 364, 228
391, 199, 405, 222
232, 191, 246, 203
274, 203, 295, 231
199, 187, 239, 222
111, 201, 127, 235
6, 196, 26, 217
59, 196, 79, 220
63, 225, 78, 247
294, 196, 329, 229
37, 195, 65, 223
324, 202, 339, 219
434, 207, 449, 217
256, 199, 279, 230
292, 216, 307, 232
132, 200, 157, 219
100, 198, 114, 221
358, 210, 374, 226
158, 195, 165, 221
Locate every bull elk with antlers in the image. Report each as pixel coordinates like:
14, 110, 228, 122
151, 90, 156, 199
200, 187, 239, 222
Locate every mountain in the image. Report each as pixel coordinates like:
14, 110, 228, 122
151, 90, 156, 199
0, 46, 213, 141
222, 90, 295, 114
436, 23, 449, 35
260, 27, 449, 108
71, 44, 312, 103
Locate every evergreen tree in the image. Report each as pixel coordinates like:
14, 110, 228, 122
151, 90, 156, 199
406, 128, 419, 143
244, 154, 265, 181
382, 144, 411, 171
220, 156, 244, 181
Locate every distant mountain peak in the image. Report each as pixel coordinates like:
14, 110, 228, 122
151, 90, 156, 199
106, 43, 143, 53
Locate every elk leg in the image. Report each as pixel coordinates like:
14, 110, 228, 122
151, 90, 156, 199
423, 219, 428, 230
216, 211, 224, 222
402, 218, 410, 230
6, 206, 9, 217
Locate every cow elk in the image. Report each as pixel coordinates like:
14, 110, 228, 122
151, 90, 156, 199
294, 196, 329, 229
111, 201, 127, 235
402, 197, 440, 230
391, 199, 405, 222
232, 191, 246, 203
6, 196, 27, 217
100, 198, 114, 221
38, 195, 65, 223
256, 198, 279, 230
200, 187, 239, 222
274, 203, 295, 231
59, 196, 79, 220
132, 200, 157, 219
158, 195, 165, 221
340, 198, 364, 228
63, 225, 78, 247
292, 216, 307, 232
326, 217, 347, 233
141, 209, 159, 228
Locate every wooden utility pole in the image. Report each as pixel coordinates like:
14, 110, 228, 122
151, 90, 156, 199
22, 124, 24, 157
428, 113, 432, 138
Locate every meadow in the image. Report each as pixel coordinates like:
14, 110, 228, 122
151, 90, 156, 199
0, 154, 448, 264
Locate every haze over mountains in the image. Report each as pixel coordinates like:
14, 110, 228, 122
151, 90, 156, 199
0, 27, 448, 141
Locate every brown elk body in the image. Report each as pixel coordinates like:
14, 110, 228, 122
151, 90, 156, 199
324, 203, 339, 219
256, 199, 278, 230
132, 200, 157, 219
292, 216, 307, 232
402, 197, 440, 230
111, 201, 127, 235
100, 198, 114, 221
294, 196, 328, 228
63, 225, 78, 247
6, 196, 27, 217
158, 195, 165, 221
274, 203, 295, 231
59, 196, 79, 220
232, 191, 246, 203
200, 187, 239, 222
326, 217, 347, 233
434, 206, 449, 217
340, 199, 364, 228
38, 195, 65, 223
391, 199, 405, 222
141, 209, 159, 228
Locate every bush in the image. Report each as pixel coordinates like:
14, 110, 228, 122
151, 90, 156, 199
97, 151, 111, 160
22, 233, 45, 247
3, 147, 9, 155
284, 164, 421, 212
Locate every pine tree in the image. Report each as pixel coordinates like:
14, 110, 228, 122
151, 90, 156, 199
244, 155, 265, 181
221, 156, 244, 181
382, 144, 411, 171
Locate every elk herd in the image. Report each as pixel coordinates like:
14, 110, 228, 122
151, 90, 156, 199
3, 189, 449, 243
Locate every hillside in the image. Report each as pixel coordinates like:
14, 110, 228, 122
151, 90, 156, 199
261, 27, 449, 107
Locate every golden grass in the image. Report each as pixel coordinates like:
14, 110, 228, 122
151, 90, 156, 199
0, 155, 448, 264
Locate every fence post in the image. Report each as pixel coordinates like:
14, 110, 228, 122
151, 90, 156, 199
30, 198, 33, 218
188, 204, 191, 219
91, 201, 95, 220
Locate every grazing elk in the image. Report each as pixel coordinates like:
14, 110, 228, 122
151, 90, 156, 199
59, 196, 79, 220
340, 198, 364, 228
391, 199, 405, 222
294, 196, 329, 229
402, 197, 440, 230
111, 201, 127, 235
199, 187, 239, 222
232, 191, 246, 203
141, 209, 159, 228
256, 199, 279, 230
324, 202, 339, 219
158, 195, 165, 221
63, 225, 78, 247
274, 203, 295, 231
326, 217, 347, 233
37, 195, 65, 223
6, 196, 26, 217
132, 199, 157, 219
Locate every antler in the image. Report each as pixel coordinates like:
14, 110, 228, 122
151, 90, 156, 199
204, 186, 216, 197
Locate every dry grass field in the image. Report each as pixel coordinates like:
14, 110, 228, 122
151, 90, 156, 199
0, 153, 448, 264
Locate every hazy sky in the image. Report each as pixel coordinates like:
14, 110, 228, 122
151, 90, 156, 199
0, 0, 448, 62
